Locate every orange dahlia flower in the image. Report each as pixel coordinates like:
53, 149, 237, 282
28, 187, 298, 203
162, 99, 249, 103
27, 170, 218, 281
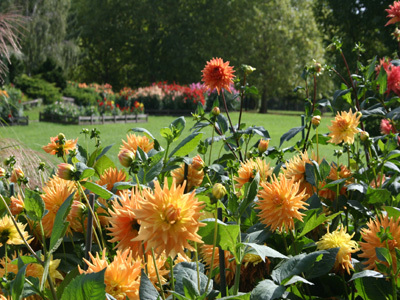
359, 215, 400, 273
201, 244, 236, 285
386, 1, 400, 26
171, 155, 205, 191
107, 188, 143, 255
79, 249, 142, 300
42, 135, 77, 157
327, 110, 361, 145
10, 167, 24, 184
96, 167, 128, 194
201, 57, 235, 94
235, 157, 272, 189
120, 133, 154, 154
318, 163, 352, 201
257, 174, 308, 232
316, 226, 359, 274
133, 178, 205, 258
284, 152, 315, 198
40, 176, 78, 237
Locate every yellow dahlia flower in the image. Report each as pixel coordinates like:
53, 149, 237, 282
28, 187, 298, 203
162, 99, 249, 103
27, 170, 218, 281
107, 188, 143, 256
171, 155, 205, 191
327, 110, 361, 144
316, 226, 359, 274
133, 178, 205, 258
235, 157, 272, 189
257, 174, 308, 232
359, 215, 400, 273
0, 215, 31, 246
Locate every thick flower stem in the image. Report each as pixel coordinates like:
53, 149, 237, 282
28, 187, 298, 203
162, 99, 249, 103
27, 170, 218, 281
168, 257, 176, 300
208, 120, 216, 165
302, 75, 317, 153
238, 74, 247, 128
151, 247, 166, 300
194, 242, 201, 293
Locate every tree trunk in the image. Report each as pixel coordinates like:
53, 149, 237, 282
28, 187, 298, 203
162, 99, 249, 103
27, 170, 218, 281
258, 86, 268, 113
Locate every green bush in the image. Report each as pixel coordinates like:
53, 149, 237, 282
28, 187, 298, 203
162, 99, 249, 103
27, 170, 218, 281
63, 84, 101, 106
0, 85, 24, 122
14, 74, 62, 104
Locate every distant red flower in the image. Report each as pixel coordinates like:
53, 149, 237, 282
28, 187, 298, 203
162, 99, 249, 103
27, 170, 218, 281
386, 1, 400, 26
202, 58, 235, 94
386, 65, 400, 96
375, 58, 392, 76
380, 119, 397, 135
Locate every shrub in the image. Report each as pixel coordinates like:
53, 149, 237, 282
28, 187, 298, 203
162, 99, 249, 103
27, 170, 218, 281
0, 85, 25, 122
14, 74, 62, 104
63, 82, 101, 106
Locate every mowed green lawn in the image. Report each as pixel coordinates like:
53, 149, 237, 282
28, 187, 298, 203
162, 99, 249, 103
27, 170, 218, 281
1, 107, 341, 169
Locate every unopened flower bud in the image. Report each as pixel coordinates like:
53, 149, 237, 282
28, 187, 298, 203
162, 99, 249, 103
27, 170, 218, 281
258, 139, 269, 154
314, 62, 322, 73
10, 167, 24, 183
57, 163, 76, 180
118, 149, 135, 168
312, 115, 321, 128
0, 167, 5, 177
57, 133, 66, 144
242, 64, 256, 75
212, 183, 227, 200
212, 107, 220, 116
360, 131, 369, 142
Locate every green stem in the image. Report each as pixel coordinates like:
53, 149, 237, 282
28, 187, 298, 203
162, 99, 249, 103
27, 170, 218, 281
232, 218, 242, 295
316, 127, 319, 162
4, 244, 7, 276
151, 248, 166, 300
195, 242, 201, 293
208, 120, 216, 165
205, 203, 219, 292
169, 257, 176, 300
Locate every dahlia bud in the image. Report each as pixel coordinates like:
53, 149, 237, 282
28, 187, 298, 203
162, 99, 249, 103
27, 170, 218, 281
10, 167, 24, 183
192, 155, 205, 171
314, 62, 322, 73
212, 107, 220, 116
10, 195, 24, 215
212, 183, 227, 200
311, 115, 321, 128
360, 131, 370, 142
57, 163, 76, 181
258, 139, 269, 153
0, 167, 5, 177
242, 64, 256, 75
57, 133, 66, 144
118, 149, 135, 168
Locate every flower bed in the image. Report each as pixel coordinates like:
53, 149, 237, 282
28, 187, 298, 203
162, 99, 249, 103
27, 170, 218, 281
0, 85, 28, 126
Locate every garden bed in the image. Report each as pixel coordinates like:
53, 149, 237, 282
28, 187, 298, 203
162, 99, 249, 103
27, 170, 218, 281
39, 112, 148, 125
146, 109, 194, 116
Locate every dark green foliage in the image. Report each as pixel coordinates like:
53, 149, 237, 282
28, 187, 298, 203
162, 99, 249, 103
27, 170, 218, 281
63, 85, 100, 106
14, 74, 62, 104
35, 58, 67, 90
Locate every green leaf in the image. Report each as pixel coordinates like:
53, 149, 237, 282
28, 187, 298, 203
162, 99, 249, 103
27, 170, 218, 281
304, 248, 339, 280
279, 126, 305, 148
284, 275, 314, 286
376, 247, 392, 264
129, 127, 155, 140
56, 267, 81, 299
139, 269, 160, 300
350, 270, 385, 281
217, 114, 229, 134
144, 157, 163, 184
169, 132, 203, 157
219, 293, 251, 300
81, 181, 114, 200
75, 162, 95, 180
171, 116, 186, 139
377, 67, 387, 95
197, 220, 240, 254
174, 262, 211, 297
366, 187, 391, 204
183, 276, 200, 298
11, 264, 27, 300
49, 193, 74, 253
385, 206, 400, 219
250, 279, 285, 300
93, 155, 115, 177
24, 189, 46, 222
60, 269, 106, 300
238, 173, 259, 218
319, 159, 331, 181
311, 134, 330, 145
298, 210, 341, 238
243, 243, 287, 260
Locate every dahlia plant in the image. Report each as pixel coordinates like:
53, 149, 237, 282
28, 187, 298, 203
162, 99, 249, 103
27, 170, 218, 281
1, 3, 400, 300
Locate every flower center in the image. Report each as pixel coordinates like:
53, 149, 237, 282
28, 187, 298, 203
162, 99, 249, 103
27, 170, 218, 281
131, 220, 140, 233
0, 229, 10, 244
164, 204, 181, 225
387, 239, 398, 251
336, 119, 349, 131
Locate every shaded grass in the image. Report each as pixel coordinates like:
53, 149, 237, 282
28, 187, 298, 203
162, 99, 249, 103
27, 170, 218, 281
1, 108, 342, 170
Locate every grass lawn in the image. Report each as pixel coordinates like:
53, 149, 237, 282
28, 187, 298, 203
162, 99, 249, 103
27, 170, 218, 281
1, 106, 342, 170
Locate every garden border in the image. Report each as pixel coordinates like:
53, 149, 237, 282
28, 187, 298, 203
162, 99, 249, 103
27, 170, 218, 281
39, 112, 148, 125
0, 116, 29, 126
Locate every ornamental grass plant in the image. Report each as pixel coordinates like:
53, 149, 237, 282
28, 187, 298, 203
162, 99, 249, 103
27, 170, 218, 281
1, 2, 400, 300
